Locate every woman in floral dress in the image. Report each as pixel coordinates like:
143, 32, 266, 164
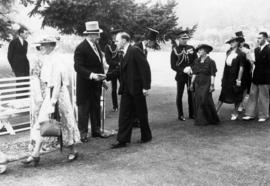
22, 38, 80, 166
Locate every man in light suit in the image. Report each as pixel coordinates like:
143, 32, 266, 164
107, 32, 152, 148
74, 21, 107, 143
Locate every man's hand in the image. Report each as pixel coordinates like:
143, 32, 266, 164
91, 73, 106, 81
143, 89, 149, 96
236, 79, 241, 87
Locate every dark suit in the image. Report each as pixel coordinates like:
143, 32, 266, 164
74, 39, 104, 138
170, 44, 197, 118
107, 45, 152, 143
7, 38, 29, 77
104, 43, 120, 109
7, 38, 30, 99
135, 42, 148, 58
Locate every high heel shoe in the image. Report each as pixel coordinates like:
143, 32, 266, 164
67, 152, 78, 162
21, 156, 40, 167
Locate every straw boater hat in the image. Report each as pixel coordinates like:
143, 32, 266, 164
226, 36, 245, 44
195, 44, 213, 53
83, 21, 103, 34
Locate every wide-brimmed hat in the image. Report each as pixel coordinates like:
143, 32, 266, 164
195, 44, 213, 53
34, 38, 57, 45
83, 21, 103, 34
176, 30, 190, 40
226, 36, 245, 44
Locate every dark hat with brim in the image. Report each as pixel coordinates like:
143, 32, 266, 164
176, 30, 190, 39
226, 36, 245, 44
195, 44, 213, 53
110, 28, 123, 34
145, 27, 159, 41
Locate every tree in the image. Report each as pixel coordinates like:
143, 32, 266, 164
25, 0, 196, 41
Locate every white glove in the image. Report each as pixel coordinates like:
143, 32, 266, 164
183, 66, 192, 74
90, 73, 106, 81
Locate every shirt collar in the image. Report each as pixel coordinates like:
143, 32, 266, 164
86, 38, 94, 46
142, 41, 146, 50
123, 43, 130, 56
260, 42, 269, 51
18, 37, 24, 45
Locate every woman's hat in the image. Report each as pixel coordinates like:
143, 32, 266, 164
34, 38, 57, 45
83, 21, 103, 34
145, 27, 159, 41
195, 44, 213, 53
226, 36, 245, 44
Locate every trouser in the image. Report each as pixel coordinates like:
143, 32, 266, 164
176, 78, 194, 118
117, 93, 152, 143
111, 78, 119, 109
77, 91, 101, 139
245, 83, 270, 119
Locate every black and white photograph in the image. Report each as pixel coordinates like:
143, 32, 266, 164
1, 0, 270, 185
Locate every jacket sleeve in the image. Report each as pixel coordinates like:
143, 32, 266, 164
170, 50, 178, 71
134, 48, 151, 90
74, 44, 92, 79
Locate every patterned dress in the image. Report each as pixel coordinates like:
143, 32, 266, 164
30, 52, 80, 150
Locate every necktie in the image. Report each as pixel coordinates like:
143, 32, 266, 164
92, 43, 101, 61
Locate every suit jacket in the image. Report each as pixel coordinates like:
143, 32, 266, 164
74, 39, 104, 105
170, 44, 197, 81
252, 44, 270, 85
7, 38, 29, 76
107, 45, 151, 95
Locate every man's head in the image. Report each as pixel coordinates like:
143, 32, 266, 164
176, 31, 189, 45
18, 27, 28, 40
257, 32, 268, 46
115, 32, 130, 50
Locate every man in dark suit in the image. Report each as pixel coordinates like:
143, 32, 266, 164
243, 32, 270, 122
104, 28, 122, 112
170, 31, 197, 121
107, 32, 152, 148
7, 27, 29, 77
74, 21, 107, 143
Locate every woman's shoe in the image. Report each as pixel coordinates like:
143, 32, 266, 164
231, 114, 239, 121
67, 152, 78, 162
21, 156, 40, 167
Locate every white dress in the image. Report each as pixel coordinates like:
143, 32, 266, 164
31, 52, 80, 147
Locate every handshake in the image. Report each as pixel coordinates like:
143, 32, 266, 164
90, 73, 107, 81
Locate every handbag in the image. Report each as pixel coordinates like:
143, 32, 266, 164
40, 118, 61, 137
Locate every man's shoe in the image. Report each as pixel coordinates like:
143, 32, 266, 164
178, 116, 186, 121
258, 118, 267, 122
137, 139, 152, 144
111, 142, 127, 149
92, 133, 109, 138
231, 114, 239, 121
242, 116, 255, 121
81, 138, 88, 143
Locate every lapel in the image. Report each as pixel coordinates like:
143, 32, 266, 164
122, 45, 132, 69
84, 39, 101, 62
15, 38, 23, 47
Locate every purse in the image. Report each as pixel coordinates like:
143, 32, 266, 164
40, 118, 61, 137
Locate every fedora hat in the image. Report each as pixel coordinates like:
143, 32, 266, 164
83, 21, 103, 34
226, 36, 245, 44
110, 28, 122, 34
196, 44, 213, 53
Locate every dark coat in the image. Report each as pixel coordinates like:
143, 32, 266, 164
7, 38, 29, 76
74, 39, 104, 105
107, 45, 151, 95
252, 44, 270, 85
135, 42, 148, 58
170, 44, 197, 81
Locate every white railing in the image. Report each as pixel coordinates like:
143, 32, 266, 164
0, 76, 32, 136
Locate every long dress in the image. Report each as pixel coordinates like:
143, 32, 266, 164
219, 49, 245, 104
32, 52, 80, 148
192, 56, 220, 126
